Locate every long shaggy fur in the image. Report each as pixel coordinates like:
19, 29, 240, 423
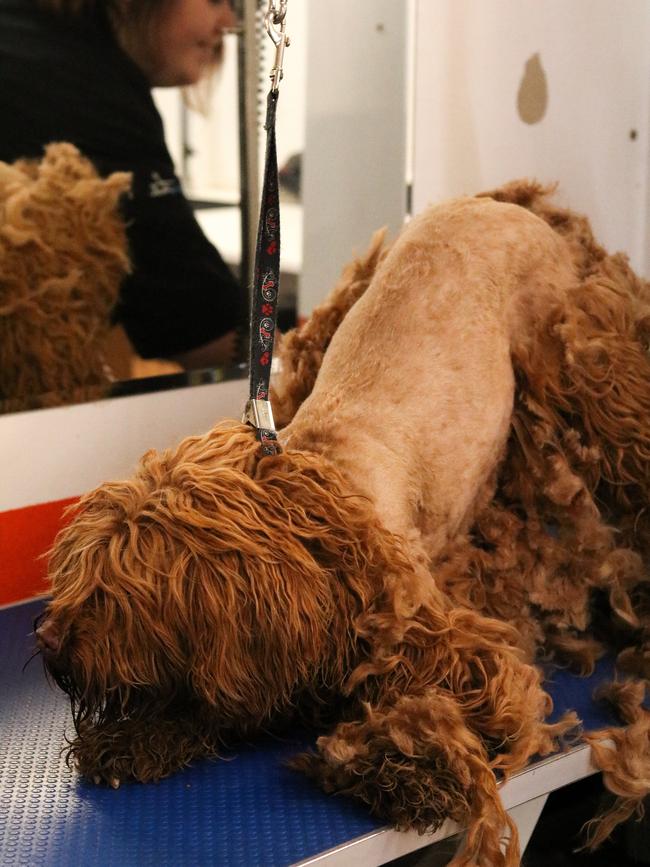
0, 142, 131, 411
39, 185, 650, 866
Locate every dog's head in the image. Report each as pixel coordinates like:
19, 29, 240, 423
36, 422, 376, 783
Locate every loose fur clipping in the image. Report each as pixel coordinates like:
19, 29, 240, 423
0, 143, 131, 411
38, 184, 650, 866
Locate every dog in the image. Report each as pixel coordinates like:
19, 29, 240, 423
0, 143, 130, 412
37, 185, 650, 867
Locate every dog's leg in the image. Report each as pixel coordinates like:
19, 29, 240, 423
69, 707, 220, 786
293, 686, 520, 867
435, 610, 578, 776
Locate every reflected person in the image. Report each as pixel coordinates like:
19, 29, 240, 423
0, 0, 246, 369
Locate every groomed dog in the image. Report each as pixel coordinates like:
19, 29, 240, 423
37, 186, 650, 867
0, 143, 131, 412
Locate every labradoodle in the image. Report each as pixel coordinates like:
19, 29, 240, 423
36, 184, 650, 867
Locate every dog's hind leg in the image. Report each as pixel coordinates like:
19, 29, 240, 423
292, 685, 521, 867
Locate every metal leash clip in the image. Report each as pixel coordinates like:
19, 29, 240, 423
265, 0, 289, 92
242, 398, 276, 433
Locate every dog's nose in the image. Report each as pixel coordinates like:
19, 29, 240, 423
35, 618, 61, 655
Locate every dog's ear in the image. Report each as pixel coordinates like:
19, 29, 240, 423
292, 687, 520, 867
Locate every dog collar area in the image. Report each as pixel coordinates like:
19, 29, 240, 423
242, 399, 276, 433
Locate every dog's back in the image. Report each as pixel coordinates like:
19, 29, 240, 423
282, 197, 576, 557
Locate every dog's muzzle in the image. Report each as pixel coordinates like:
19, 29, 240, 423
35, 618, 60, 653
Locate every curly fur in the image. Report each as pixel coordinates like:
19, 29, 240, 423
0, 143, 131, 411
38, 186, 650, 866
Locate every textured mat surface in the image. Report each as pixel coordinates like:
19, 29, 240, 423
1, 600, 381, 867
1, 599, 621, 867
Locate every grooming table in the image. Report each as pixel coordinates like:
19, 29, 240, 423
0, 599, 621, 867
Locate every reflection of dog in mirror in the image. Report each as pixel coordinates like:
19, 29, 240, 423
37, 184, 650, 867
0, 143, 130, 411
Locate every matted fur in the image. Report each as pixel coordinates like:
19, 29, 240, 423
39, 188, 650, 866
0, 143, 131, 411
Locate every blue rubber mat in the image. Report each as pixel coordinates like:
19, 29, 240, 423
0, 600, 622, 867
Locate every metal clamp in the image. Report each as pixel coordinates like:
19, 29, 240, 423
242, 399, 276, 432
265, 0, 290, 92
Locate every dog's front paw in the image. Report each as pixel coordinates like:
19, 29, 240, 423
70, 715, 217, 785
91, 773, 122, 789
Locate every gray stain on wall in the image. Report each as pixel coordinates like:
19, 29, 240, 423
517, 53, 548, 124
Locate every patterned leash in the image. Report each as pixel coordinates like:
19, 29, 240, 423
242, 1, 289, 456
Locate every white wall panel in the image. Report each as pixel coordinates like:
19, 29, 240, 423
0, 380, 247, 512
300, 1, 409, 317
412, 0, 650, 274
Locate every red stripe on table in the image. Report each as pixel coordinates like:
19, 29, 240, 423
0, 497, 79, 606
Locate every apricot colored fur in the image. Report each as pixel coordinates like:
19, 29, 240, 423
40, 187, 650, 865
0, 143, 131, 411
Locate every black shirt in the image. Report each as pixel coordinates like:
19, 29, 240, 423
0, 0, 246, 358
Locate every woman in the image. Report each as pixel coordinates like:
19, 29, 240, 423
0, 0, 246, 368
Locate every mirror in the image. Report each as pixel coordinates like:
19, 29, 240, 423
3, 1, 646, 416
0, 3, 307, 414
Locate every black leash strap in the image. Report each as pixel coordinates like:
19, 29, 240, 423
242, 90, 281, 456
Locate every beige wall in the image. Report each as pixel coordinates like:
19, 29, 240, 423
412, 0, 650, 275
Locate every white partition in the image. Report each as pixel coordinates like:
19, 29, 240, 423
0, 380, 247, 512
411, 0, 650, 274
300, 1, 409, 318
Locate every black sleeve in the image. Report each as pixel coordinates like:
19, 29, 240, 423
114, 168, 247, 359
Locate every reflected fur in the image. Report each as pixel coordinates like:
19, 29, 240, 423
0, 143, 130, 411
41, 187, 650, 866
